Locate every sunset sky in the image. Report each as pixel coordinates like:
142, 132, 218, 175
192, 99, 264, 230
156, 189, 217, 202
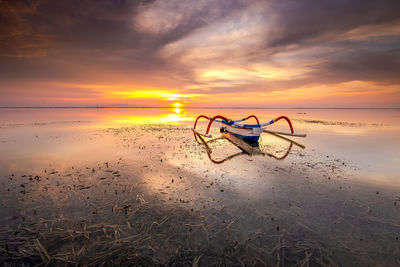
1, 0, 400, 108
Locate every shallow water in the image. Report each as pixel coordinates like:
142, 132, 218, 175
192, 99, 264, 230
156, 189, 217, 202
0, 108, 399, 265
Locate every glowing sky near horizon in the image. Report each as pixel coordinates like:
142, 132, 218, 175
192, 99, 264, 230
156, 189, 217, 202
1, 0, 400, 107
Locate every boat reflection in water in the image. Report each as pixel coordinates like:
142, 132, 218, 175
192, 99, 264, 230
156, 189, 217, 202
193, 129, 304, 164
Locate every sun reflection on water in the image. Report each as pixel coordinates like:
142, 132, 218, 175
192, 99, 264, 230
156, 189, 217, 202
94, 107, 192, 128
173, 107, 181, 115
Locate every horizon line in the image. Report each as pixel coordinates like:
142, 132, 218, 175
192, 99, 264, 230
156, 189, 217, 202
0, 106, 399, 110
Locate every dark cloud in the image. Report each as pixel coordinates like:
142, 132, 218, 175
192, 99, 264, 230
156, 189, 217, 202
134, 0, 250, 46
312, 48, 400, 84
0, 0, 152, 56
266, 0, 400, 49
0, 0, 49, 57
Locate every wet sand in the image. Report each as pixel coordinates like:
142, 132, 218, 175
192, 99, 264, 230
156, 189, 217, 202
0, 108, 399, 265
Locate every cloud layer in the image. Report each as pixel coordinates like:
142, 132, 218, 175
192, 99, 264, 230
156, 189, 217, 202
1, 0, 400, 107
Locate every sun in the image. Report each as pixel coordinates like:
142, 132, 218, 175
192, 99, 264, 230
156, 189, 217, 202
173, 102, 181, 108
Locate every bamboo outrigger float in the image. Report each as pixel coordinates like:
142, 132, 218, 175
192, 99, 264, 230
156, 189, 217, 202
192, 114, 306, 163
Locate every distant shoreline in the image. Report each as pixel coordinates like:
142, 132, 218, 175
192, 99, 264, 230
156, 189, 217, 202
0, 106, 399, 110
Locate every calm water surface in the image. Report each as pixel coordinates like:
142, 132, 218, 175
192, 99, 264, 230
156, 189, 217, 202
0, 108, 399, 265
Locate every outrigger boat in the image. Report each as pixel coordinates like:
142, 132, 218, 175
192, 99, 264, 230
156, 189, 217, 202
192, 114, 306, 163
193, 114, 306, 145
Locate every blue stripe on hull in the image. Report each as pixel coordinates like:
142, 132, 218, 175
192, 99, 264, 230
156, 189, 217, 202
230, 132, 260, 143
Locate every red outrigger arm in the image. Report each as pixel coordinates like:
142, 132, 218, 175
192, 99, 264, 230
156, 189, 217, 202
272, 116, 294, 134
193, 115, 210, 129
244, 115, 260, 124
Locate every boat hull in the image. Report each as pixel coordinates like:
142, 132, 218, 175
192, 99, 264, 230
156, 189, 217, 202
221, 124, 262, 144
